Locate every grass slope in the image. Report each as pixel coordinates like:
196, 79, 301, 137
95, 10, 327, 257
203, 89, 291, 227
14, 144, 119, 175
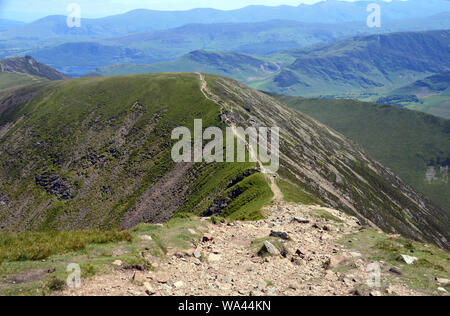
374, 72, 450, 119
276, 95, 450, 213
0, 73, 270, 231
0, 73, 448, 249
0, 72, 46, 92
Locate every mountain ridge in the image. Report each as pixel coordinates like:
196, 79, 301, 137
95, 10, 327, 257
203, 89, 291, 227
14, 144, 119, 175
0, 56, 69, 81
1, 73, 447, 248
91, 30, 450, 98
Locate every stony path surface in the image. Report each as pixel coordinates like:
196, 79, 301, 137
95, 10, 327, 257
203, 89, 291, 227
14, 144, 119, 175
61, 203, 423, 296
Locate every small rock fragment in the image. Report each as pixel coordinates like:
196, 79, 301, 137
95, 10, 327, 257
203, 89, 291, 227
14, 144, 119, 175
193, 249, 202, 259
139, 235, 152, 241
143, 282, 155, 295
202, 234, 213, 242
400, 255, 418, 265
436, 278, 450, 286
388, 267, 402, 275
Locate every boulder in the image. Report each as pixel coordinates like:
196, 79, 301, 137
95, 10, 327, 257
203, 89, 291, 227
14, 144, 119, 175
293, 217, 310, 224
263, 241, 279, 255
269, 231, 289, 240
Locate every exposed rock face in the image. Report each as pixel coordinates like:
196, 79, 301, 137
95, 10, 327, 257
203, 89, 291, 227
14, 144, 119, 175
0, 56, 69, 80
35, 173, 74, 200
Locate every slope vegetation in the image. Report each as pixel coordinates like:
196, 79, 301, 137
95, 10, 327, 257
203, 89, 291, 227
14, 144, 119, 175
0, 73, 448, 249
275, 95, 450, 214
377, 72, 450, 119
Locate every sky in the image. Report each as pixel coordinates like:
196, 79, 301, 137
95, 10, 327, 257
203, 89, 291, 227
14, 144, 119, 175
0, 0, 360, 22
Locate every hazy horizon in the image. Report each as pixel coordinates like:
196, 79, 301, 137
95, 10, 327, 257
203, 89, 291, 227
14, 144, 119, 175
0, 0, 386, 22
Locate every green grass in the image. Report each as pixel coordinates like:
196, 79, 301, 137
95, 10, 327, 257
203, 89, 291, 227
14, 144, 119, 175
340, 228, 450, 296
0, 216, 207, 296
276, 95, 450, 213
220, 173, 273, 221
250, 236, 289, 258
0, 72, 46, 91
309, 209, 343, 223
0, 73, 274, 230
0, 230, 132, 263
277, 178, 322, 205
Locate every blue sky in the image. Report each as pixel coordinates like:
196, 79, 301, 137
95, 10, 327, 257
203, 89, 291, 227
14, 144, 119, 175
0, 0, 348, 22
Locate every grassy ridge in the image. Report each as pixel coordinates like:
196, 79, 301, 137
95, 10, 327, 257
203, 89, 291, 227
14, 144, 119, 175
0, 72, 46, 92
0, 73, 273, 230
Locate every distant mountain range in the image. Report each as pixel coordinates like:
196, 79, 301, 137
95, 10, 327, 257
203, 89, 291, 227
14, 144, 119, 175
11, 13, 447, 76
2, 0, 450, 40
91, 30, 450, 99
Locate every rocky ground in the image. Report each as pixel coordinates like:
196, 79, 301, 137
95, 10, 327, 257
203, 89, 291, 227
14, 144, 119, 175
60, 202, 432, 296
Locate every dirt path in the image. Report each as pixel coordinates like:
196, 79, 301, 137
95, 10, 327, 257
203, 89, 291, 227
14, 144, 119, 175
61, 203, 422, 297
197, 73, 283, 202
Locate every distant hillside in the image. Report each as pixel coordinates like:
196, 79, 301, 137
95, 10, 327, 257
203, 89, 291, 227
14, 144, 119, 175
0, 72, 46, 92
2, 0, 449, 40
260, 30, 450, 96
0, 73, 448, 248
274, 95, 450, 214
89, 50, 281, 82
0, 56, 69, 80
376, 72, 450, 118
31, 43, 154, 76
92, 30, 450, 98
7, 13, 450, 76
0, 19, 24, 31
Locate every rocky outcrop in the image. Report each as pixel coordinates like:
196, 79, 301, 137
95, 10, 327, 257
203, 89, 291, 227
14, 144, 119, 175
35, 173, 74, 200
0, 56, 69, 80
